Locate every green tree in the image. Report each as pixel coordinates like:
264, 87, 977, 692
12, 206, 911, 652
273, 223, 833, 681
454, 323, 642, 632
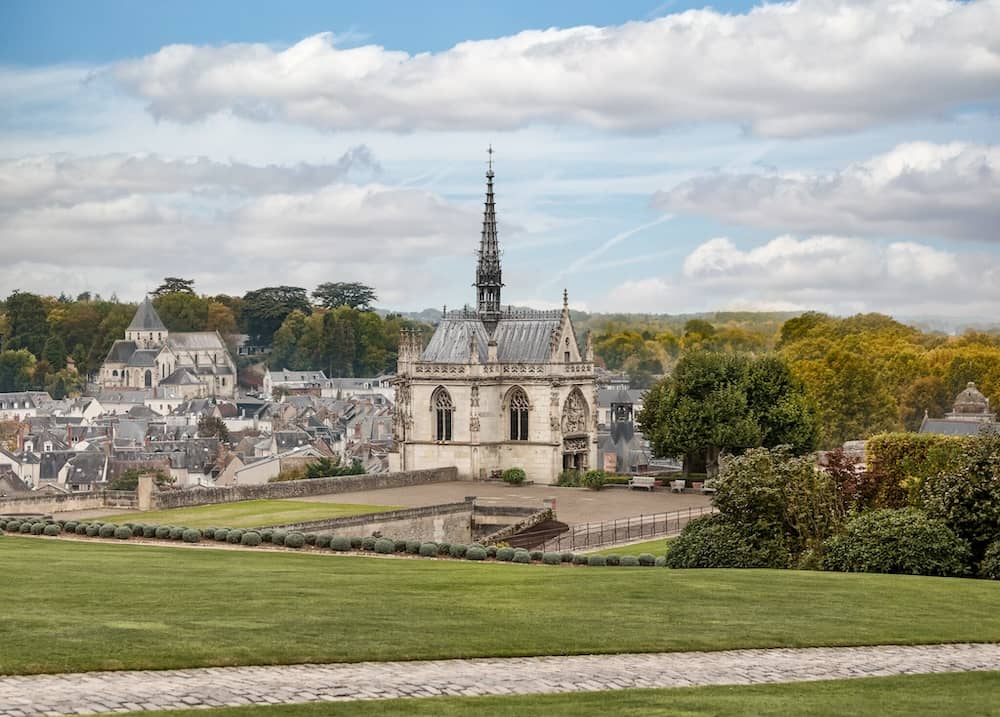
44, 368, 85, 399
153, 277, 196, 297
312, 282, 378, 310
242, 286, 311, 346
153, 293, 209, 332
108, 467, 173, 491
0, 349, 36, 392
269, 310, 310, 370
42, 334, 67, 370
197, 415, 230, 444
899, 375, 953, 431
4, 291, 48, 357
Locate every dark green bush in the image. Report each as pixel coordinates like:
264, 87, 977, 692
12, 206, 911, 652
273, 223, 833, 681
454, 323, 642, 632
466, 546, 487, 561
620, 555, 640, 566
349, 536, 363, 549
284, 532, 306, 549
202, 527, 216, 540
227, 529, 244, 544
981, 539, 1000, 580
501, 467, 526, 485
557, 469, 580, 487
605, 554, 621, 566
240, 531, 261, 547
63, 521, 78, 533
20, 522, 33, 534
99, 524, 116, 538
43, 524, 60, 536
331, 536, 352, 551
419, 542, 438, 557
512, 550, 531, 564
373, 537, 394, 554
542, 552, 561, 565
77, 523, 90, 535
529, 550, 543, 561
130, 524, 145, 537
560, 551, 574, 563
393, 539, 408, 553
316, 535, 332, 548
587, 555, 607, 566
155, 526, 171, 539
142, 525, 157, 538
5, 520, 21, 532
305, 533, 317, 546
638, 553, 656, 566
362, 536, 377, 551
822, 508, 971, 577
572, 553, 588, 565
582, 469, 607, 491
114, 526, 131, 540
272, 530, 288, 546
405, 540, 421, 554
437, 542, 451, 555
183, 529, 201, 543
169, 527, 184, 540
665, 515, 792, 569
214, 528, 230, 542
655, 556, 668, 567
449, 543, 468, 558
258, 529, 272, 543
496, 547, 515, 561
486, 546, 498, 558
31, 522, 46, 535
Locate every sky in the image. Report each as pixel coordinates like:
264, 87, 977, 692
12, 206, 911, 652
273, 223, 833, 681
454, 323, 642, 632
1, 0, 998, 321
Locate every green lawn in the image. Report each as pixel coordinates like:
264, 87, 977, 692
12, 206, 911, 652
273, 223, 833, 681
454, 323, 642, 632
110, 672, 1000, 717
588, 537, 673, 556
89, 499, 400, 529
3, 537, 1000, 675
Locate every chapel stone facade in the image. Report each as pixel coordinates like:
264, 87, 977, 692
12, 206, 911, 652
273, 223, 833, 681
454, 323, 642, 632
390, 159, 598, 483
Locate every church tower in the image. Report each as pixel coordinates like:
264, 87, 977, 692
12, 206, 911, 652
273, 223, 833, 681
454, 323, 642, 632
125, 295, 168, 349
475, 147, 503, 333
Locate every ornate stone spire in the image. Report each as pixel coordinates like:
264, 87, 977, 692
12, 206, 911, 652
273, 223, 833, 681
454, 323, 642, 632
475, 145, 503, 331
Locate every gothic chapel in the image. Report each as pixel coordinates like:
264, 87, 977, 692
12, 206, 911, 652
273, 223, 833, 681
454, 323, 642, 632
391, 155, 598, 483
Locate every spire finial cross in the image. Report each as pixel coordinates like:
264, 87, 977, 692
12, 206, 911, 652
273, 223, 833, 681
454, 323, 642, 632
487, 144, 493, 173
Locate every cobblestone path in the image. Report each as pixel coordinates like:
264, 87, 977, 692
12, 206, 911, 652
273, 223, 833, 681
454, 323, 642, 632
2, 643, 998, 716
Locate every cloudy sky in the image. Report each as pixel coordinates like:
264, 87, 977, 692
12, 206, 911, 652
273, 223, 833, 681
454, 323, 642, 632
2, 0, 998, 320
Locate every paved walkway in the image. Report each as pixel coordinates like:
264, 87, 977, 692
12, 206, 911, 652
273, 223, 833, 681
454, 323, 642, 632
2, 643, 998, 715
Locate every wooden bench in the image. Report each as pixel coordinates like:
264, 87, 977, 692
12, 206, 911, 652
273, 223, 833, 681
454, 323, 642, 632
628, 476, 656, 491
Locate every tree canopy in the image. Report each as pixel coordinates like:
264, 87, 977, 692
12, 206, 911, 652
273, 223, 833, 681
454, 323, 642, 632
312, 282, 378, 311
153, 277, 196, 297
241, 286, 311, 346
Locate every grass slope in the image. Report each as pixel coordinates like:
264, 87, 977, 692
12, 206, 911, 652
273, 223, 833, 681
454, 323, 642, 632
3, 537, 999, 675
589, 537, 672, 556
90, 499, 400, 529
115, 672, 1000, 717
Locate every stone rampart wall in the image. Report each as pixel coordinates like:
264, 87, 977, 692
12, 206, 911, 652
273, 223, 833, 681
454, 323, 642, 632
0, 490, 137, 515
270, 500, 473, 544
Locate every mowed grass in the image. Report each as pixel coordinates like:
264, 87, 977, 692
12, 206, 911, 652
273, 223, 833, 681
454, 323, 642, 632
116, 672, 1000, 717
589, 537, 673, 557
3, 536, 1000, 675
90, 499, 401, 529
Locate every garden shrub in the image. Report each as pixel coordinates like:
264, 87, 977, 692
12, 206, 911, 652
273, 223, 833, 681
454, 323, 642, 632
63, 521, 77, 533
183, 529, 201, 543
496, 547, 515, 561
466, 546, 487, 560
272, 530, 288, 546
99, 524, 116, 538
512, 550, 531, 564
5, 520, 20, 532
284, 532, 306, 549
20, 522, 33, 534
560, 551, 574, 563
389, 539, 404, 552
43, 524, 61, 536
240, 531, 261, 547
405, 540, 421, 554
822, 508, 971, 577
114, 526, 131, 540
436, 542, 451, 555
583, 469, 607, 491
867, 432, 967, 508
665, 514, 791, 569
203, 527, 216, 540
620, 555, 640, 566
131, 524, 145, 537
542, 551, 561, 565
155, 526, 171, 539
330, 536, 352, 552
638, 553, 656, 566
374, 537, 394, 554
486, 546, 498, 558
214, 528, 230, 542
449, 543, 468, 558
419, 542, 438, 557
529, 550, 543, 561
169, 527, 184, 540
349, 536, 363, 549
227, 529, 244, 544
78, 523, 91, 535
557, 469, 580, 487
980, 539, 1000, 580
501, 467, 526, 485
605, 554, 621, 566
142, 525, 157, 538
31, 522, 46, 535
654, 556, 668, 567
305, 533, 317, 546
316, 535, 332, 548
587, 554, 607, 566
572, 554, 588, 565
361, 536, 377, 551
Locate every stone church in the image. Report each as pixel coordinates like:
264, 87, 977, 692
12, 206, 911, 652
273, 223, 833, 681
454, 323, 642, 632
390, 159, 598, 483
98, 297, 237, 398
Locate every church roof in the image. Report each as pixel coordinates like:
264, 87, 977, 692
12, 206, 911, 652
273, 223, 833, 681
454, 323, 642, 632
952, 381, 990, 414
919, 418, 1000, 436
420, 310, 562, 364
127, 349, 159, 367
128, 297, 167, 332
161, 368, 202, 386
104, 340, 137, 364
167, 332, 227, 350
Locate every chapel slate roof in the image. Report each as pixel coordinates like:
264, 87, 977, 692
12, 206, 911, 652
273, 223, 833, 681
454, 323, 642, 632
161, 368, 202, 386
167, 333, 227, 350
918, 418, 1000, 436
420, 314, 562, 364
105, 340, 138, 364
127, 350, 159, 367
128, 297, 168, 332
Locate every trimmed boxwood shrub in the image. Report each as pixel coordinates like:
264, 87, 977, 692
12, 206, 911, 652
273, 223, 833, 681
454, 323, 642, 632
272, 530, 288, 546
496, 546, 515, 562
183, 529, 201, 543
305, 533, 317, 546
655, 556, 668, 567
374, 537, 394, 554
542, 551, 561, 565
605, 554, 621, 566
284, 532, 306, 549
99, 524, 117, 538
582, 469, 607, 491
449, 543, 468, 558
486, 546, 498, 558
43, 523, 61, 536
202, 527, 216, 540
665, 514, 792, 569
822, 508, 971, 577
227, 529, 245, 544
349, 536, 363, 549
638, 553, 656, 566
405, 540, 421, 554
316, 535, 332, 548
169, 527, 185, 540
6, 520, 21, 532
620, 555, 640, 566
466, 546, 487, 561
393, 539, 408, 553
560, 551, 574, 563
501, 467, 526, 485
419, 542, 438, 557
31, 522, 46, 535
63, 521, 78, 533
529, 550, 543, 562
587, 554, 607, 566
241, 531, 261, 547
20, 522, 33, 534
362, 536, 378, 551
77, 523, 91, 536
512, 550, 531, 564
114, 526, 132, 540
572, 554, 588, 565
131, 524, 145, 537
260, 529, 273, 543
155, 526, 171, 539
437, 542, 451, 555
143, 525, 157, 538
331, 536, 352, 552
981, 539, 1000, 580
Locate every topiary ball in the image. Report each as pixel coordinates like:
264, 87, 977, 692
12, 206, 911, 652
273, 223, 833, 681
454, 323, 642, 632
512, 550, 531, 564
330, 536, 352, 552
361, 536, 377, 551
466, 546, 487, 561
496, 547, 515, 561
449, 543, 468, 558
529, 550, 543, 561
31, 522, 46, 535
437, 542, 451, 555
202, 527, 216, 540
130, 524, 144, 537
77, 523, 90, 535
113, 526, 131, 540
241, 531, 262, 547
99, 524, 117, 538
6, 520, 21, 532
43, 523, 61, 536
284, 532, 306, 549
169, 527, 185, 540
572, 554, 588, 565
305, 533, 317, 546
183, 529, 201, 543
214, 528, 230, 542
316, 535, 332, 548
349, 536, 363, 549
142, 525, 157, 538
605, 554, 621, 566
542, 552, 562, 565
393, 539, 408, 553
260, 529, 273, 543
638, 553, 656, 566
620, 555, 640, 567
419, 542, 438, 557
271, 530, 288, 546
405, 540, 422, 554
587, 555, 607, 566
560, 551, 574, 563
227, 529, 244, 544
20, 522, 33, 534
655, 556, 667, 567
374, 537, 394, 554
486, 545, 498, 558
63, 521, 78, 533
155, 526, 171, 539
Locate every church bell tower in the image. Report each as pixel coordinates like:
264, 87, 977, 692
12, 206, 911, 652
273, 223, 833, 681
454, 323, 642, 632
475, 146, 503, 333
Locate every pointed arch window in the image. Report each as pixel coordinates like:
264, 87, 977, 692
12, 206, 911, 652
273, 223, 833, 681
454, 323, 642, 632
508, 387, 529, 441
432, 387, 454, 441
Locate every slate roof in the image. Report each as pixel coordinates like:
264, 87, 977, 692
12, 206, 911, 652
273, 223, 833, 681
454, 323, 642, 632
167, 333, 227, 350
596, 388, 645, 407
161, 368, 202, 386
128, 349, 159, 367
919, 418, 1000, 436
128, 297, 168, 332
104, 340, 138, 364
421, 313, 562, 364
65, 453, 108, 485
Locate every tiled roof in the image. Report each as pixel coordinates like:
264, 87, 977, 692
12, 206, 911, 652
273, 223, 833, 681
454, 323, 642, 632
128, 297, 167, 332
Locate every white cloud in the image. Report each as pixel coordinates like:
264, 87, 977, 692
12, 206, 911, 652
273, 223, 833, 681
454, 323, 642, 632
654, 142, 1000, 241
107, 0, 1000, 137
605, 234, 1000, 317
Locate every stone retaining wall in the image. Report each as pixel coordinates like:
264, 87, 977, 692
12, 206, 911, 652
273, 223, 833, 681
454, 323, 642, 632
269, 500, 474, 544
0, 490, 137, 515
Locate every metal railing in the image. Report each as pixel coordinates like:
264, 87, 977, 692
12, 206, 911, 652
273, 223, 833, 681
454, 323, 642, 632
539, 505, 716, 553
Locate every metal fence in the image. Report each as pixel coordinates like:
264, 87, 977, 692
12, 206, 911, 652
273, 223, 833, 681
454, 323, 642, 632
539, 505, 716, 553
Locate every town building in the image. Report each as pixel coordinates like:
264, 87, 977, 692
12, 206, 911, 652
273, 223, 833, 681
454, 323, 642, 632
390, 157, 597, 483
919, 381, 1000, 436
